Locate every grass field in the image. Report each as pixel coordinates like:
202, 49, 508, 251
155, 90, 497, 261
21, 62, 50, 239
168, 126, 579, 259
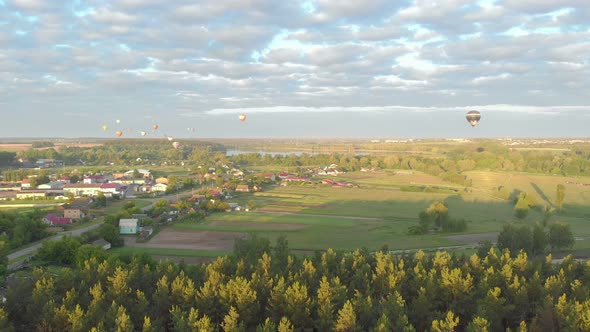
161, 170, 590, 253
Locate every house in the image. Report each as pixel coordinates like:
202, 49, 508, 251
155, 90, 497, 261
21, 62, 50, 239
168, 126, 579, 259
124, 169, 152, 179
63, 208, 85, 220
20, 179, 31, 189
92, 239, 111, 250
63, 183, 103, 197
16, 190, 48, 199
100, 183, 123, 196
155, 177, 169, 184
262, 173, 276, 181
152, 183, 168, 192
119, 219, 140, 234
43, 214, 72, 226
278, 172, 290, 179
57, 176, 71, 184
38, 181, 65, 190
235, 184, 250, 193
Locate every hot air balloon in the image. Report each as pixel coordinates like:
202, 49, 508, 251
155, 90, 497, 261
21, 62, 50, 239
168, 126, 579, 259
140, 131, 147, 136
127, 128, 133, 132
116, 130, 123, 137
172, 141, 180, 149
153, 124, 158, 130
166, 136, 174, 141
239, 114, 246, 122
102, 125, 108, 131
116, 119, 121, 124
466, 110, 481, 127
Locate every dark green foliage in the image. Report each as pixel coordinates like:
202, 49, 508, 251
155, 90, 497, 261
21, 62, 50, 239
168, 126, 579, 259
548, 221, 574, 251
497, 223, 533, 255
99, 223, 124, 247
37, 237, 81, 265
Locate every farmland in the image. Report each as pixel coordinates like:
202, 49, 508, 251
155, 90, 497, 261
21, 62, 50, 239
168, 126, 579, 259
155, 169, 590, 254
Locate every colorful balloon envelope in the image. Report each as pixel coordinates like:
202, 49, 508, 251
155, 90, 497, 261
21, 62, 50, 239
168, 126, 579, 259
116, 119, 121, 124
239, 114, 246, 122
172, 141, 180, 149
167, 136, 174, 141
116, 131, 123, 137
102, 125, 108, 131
153, 124, 158, 130
466, 111, 481, 127
140, 131, 147, 136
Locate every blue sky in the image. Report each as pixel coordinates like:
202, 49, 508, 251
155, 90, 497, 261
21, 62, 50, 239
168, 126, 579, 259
0, 0, 589, 138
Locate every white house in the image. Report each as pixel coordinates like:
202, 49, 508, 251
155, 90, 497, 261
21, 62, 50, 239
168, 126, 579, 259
152, 183, 168, 192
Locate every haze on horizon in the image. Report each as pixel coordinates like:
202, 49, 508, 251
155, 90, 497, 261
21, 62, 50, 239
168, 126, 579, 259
0, 0, 589, 139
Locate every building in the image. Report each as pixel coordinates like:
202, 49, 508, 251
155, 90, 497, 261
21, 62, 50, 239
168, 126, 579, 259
63, 183, 103, 197
38, 181, 65, 190
119, 219, 140, 234
235, 184, 251, 192
100, 183, 123, 196
262, 173, 276, 181
57, 176, 71, 184
63, 208, 85, 220
0, 191, 16, 201
155, 177, 169, 184
36, 159, 64, 168
152, 183, 168, 192
20, 179, 31, 189
83, 175, 105, 184
124, 169, 152, 179
43, 214, 72, 226
16, 190, 48, 199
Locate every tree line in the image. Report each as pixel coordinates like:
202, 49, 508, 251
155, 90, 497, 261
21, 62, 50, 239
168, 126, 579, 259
3, 235, 590, 331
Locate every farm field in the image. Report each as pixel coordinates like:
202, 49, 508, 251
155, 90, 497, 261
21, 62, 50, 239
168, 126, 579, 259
149, 169, 590, 253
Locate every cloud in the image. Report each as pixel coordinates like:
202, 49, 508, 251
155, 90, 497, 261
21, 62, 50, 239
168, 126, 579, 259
188, 104, 590, 116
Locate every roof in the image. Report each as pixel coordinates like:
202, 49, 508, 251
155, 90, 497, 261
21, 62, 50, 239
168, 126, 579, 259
45, 214, 71, 224
84, 175, 104, 179
236, 184, 250, 189
100, 183, 120, 189
17, 190, 48, 194
0, 191, 17, 198
58, 176, 70, 180
64, 183, 102, 188
119, 218, 139, 227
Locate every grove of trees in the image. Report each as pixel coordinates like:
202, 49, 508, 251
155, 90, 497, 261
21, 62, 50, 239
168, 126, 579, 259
4, 236, 590, 331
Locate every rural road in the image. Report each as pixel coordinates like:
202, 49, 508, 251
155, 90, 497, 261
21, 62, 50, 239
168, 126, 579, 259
7, 222, 104, 269
135, 189, 196, 212
7, 189, 196, 270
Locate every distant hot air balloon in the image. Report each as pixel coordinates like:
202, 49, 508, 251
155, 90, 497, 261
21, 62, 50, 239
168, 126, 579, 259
102, 125, 108, 131
140, 131, 147, 136
466, 110, 481, 127
172, 141, 180, 149
153, 124, 158, 130
127, 128, 133, 132
239, 114, 246, 122
166, 135, 174, 141
116, 130, 123, 137
116, 119, 121, 124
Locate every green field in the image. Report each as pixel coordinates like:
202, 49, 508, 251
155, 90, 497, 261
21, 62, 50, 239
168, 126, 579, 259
166, 170, 590, 253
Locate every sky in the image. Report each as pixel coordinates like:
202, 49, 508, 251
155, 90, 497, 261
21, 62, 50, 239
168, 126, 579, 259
0, 0, 589, 138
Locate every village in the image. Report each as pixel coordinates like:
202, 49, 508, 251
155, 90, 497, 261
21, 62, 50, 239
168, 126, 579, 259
0, 161, 355, 240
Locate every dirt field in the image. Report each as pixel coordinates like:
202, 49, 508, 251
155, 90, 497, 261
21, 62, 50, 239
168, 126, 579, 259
0, 144, 31, 151
209, 221, 307, 230
125, 228, 246, 251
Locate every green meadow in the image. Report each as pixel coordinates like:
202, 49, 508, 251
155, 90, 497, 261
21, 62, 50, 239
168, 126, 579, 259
173, 170, 590, 252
